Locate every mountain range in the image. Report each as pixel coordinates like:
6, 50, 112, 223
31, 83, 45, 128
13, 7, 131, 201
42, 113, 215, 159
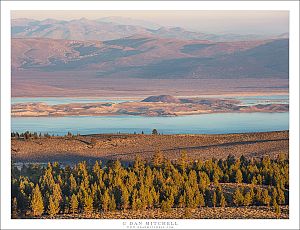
12, 17, 288, 42
11, 17, 289, 97
12, 35, 288, 79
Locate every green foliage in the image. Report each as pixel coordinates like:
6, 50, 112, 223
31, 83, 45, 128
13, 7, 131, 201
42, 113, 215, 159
262, 189, 271, 206
48, 195, 60, 217
12, 154, 288, 217
152, 129, 158, 135
219, 194, 226, 208
84, 194, 94, 216
70, 194, 78, 215
243, 192, 252, 206
235, 169, 243, 184
233, 188, 244, 207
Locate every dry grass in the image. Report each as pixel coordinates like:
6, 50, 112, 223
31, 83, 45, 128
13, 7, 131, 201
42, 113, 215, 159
11, 131, 288, 164
34, 206, 288, 219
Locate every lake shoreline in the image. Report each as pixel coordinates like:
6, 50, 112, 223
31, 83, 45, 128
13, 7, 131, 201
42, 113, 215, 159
11, 95, 288, 118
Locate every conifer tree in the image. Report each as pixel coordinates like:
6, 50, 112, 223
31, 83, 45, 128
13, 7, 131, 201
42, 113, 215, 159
243, 192, 252, 206
31, 184, 44, 216
233, 188, 244, 207
12, 197, 18, 218
109, 194, 117, 211
179, 150, 188, 172
48, 195, 60, 217
212, 191, 217, 208
161, 200, 172, 212
121, 187, 130, 210
152, 150, 164, 167
277, 187, 285, 205
84, 194, 93, 216
219, 194, 226, 208
262, 189, 271, 206
273, 199, 281, 218
70, 194, 79, 215
101, 190, 110, 211
235, 169, 243, 184
178, 194, 186, 208
69, 174, 77, 193
255, 188, 262, 205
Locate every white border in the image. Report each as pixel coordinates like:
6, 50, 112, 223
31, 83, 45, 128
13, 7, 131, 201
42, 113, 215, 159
1, 1, 299, 229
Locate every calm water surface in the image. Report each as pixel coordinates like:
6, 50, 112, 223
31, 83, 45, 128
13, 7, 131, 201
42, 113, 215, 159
11, 112, 289, 135
11, 95, 289, 135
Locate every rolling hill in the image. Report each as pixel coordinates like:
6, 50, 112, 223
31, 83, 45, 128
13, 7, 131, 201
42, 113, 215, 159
11, 17, 289, 97
12, 36, 288, 79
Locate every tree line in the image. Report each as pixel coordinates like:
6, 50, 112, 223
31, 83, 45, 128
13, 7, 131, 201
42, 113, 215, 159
11, 152, 288, 218
11, 129, 160, 140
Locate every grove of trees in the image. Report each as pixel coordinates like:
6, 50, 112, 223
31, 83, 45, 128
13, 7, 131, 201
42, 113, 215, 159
11, 153, 288, 218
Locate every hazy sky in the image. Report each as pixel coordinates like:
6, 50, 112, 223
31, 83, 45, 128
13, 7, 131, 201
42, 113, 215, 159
11, 10, 289, 35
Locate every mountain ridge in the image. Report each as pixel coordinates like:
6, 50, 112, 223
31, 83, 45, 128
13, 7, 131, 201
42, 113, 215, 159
12, 17, 288, 42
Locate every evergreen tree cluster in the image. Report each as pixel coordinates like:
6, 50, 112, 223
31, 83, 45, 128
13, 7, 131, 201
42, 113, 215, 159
11, 131, 80, 139
11, 153, 288, 218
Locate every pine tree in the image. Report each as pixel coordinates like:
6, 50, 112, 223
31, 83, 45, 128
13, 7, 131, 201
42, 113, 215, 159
255, 188, 262, 205
121, 187, 130, 210
12, 197, 18, 218
179, 150, 188, 172
220, 194, 226, 208
262, 189, 271, 206
243, 192, 252, 206
69, 174, 77, 193
152, 129, 158, 135
161, 200, 172, 212
233, 188, 244, 207
212, 191, 217, 208
84, 194, 93, 216
48, 195, 60, 217
152, 150, 164, 167
178, 194, 186, 208
277, 187, 285, 205
273, 198, 281, 218
101, 190, 110, 211
235, 169, 243, 184
70, 194, 79, 215
109, 194, 117, 211
31, 184, 44, 216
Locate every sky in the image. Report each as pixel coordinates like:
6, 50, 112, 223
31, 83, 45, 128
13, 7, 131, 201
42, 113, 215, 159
11, 10, 289, 35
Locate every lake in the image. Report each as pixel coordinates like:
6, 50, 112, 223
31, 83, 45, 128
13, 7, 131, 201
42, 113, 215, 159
11, 112, 289, 135
11, 95, 289, 135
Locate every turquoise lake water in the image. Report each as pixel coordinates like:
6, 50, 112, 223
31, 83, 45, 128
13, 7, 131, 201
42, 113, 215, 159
11, 112, 289, 135
11, 95, 289, 135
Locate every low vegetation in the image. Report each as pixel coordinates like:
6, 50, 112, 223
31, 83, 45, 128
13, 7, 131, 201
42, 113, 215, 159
11, 131, 289, 163
11, 153, 288, 219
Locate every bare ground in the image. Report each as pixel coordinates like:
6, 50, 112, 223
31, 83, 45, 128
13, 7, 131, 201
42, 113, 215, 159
35, 206, 288, 219
11, 131, 289, 164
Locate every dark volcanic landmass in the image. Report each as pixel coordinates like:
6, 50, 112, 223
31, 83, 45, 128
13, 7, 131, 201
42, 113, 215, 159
142, 95, 180, 103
